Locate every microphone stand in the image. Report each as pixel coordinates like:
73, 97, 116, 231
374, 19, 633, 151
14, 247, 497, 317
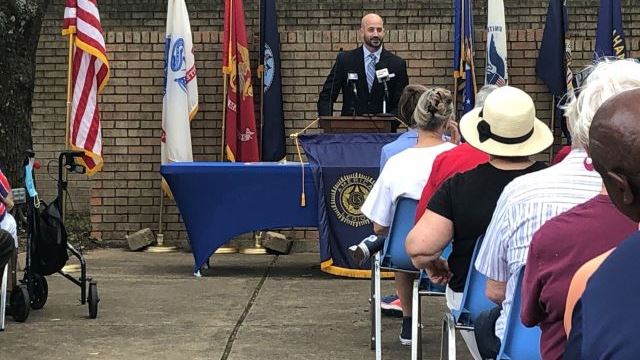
381, 79, 389, 114
351, 81, 358, 117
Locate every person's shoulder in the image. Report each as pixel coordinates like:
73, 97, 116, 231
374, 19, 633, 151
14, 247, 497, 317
342, 47, 363, 59
381, 48, 406, 63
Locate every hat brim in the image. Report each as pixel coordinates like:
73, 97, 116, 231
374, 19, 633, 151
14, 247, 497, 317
459, 107, 554, 157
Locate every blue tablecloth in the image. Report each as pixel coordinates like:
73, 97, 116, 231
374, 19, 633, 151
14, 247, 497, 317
161, 162, 317, 273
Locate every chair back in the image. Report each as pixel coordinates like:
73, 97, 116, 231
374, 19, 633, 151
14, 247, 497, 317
497, 267, 542, 360
380, 197, 418, 272
453, 235, 494, 325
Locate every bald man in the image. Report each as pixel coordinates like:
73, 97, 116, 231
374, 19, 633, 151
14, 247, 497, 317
564, 88, 640, 359
317, 13, 408, 127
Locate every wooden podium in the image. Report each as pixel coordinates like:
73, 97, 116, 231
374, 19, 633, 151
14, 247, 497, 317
318, 115, 399, 133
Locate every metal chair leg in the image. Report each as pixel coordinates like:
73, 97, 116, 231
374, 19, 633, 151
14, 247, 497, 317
1, 264, 8, 331
411, 279, 420, 360
374, 252, 382, 360
370, 257, 375, 350
440, 312, 456, 360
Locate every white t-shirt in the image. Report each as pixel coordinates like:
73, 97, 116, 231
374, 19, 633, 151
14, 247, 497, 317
361, 142, 456, 227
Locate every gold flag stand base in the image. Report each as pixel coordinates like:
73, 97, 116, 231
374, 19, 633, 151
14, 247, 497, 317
239, 232, 268, 255
215, 245, 239, 254
61, 263, 81, 273
145, 234, 177, 253
239, 246, 268, 255
146, 245, 178, 253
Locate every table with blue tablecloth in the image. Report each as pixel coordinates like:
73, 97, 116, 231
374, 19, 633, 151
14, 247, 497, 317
161, 162, 318, 274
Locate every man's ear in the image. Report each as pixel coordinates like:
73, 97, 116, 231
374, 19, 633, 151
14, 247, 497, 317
608, 171, 634, 205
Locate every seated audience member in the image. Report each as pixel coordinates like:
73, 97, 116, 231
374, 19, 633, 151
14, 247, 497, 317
407, 85, 549, 305
375, 85, 496, 317
406, 86, 550, 359
413, 85, 497, 221
0, 168, 17, 244
564, 88, 640, 360
353, 84, 428, 317
379, 84, 427, 169
472, 59, 640, 359
520, 183, 636, 360
359, 87, 457, 345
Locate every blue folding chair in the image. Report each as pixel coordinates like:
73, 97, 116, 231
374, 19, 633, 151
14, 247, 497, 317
371, 197, 446, 360
496, 267, 542, 360
439, 235, 494, 360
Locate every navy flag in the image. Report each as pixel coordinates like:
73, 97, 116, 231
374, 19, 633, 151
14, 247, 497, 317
259, 0, 286, 161
536, 0, 574, 141
536, 0, 573, 98
595, 0, 626, 59
454, 0, 477, 115
299, 133, 399, 278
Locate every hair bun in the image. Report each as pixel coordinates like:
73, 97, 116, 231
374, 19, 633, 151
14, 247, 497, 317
427, 104, 438, 116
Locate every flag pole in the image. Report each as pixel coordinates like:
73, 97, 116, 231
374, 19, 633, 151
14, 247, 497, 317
240, 0, 267, 255
65, 33, 74, 150
216, 42, 238, 255
63, 31, 75, 221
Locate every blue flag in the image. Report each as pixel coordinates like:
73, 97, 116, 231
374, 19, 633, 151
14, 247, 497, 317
454, 0, 476, 115
299, 133, 399, 278
595, 0, 626, 59
260, 0, 286, 161
536, 0, 571, 98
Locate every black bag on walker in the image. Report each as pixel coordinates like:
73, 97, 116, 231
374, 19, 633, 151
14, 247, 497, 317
31, 198, 68, 275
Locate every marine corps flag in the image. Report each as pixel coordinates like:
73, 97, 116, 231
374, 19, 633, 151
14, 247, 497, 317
223, 0, 259, 162
62, 0, 110, 175
161, 0, 198, 195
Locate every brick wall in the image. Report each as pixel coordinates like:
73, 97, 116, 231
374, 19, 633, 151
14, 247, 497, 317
31, 1, 639, 248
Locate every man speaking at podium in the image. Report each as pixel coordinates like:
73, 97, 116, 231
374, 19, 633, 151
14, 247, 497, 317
317, 13, 409, 127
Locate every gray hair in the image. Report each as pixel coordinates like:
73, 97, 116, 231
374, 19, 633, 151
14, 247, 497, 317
475, 84, 499, 108
413, 87, 454, 132
563, 58, 640, 150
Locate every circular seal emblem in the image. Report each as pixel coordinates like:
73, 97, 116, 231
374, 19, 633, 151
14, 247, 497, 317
330, 173, 375, 227
263, 44, 275, 92
171, 38, 185, 72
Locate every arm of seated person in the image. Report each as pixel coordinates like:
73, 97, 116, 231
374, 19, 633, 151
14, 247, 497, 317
372, 222, 388, 236
406, 209, 453, 269
485, 278, 506, 305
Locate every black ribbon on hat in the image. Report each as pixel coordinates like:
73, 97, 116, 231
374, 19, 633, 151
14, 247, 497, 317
477, 109, 534, 144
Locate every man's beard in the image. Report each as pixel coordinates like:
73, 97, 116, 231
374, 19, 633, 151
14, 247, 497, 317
365, 37, 382, 49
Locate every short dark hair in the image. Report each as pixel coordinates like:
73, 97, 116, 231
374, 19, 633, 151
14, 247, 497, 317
398, 84, 428, 128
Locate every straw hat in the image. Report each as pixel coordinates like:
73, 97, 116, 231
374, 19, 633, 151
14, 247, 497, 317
459, 86, 553, 157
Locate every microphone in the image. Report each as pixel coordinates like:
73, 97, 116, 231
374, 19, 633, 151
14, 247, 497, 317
375, 61, 391, 114
347, 72, 358, 97
347, 72, 358, 116
375, 61, 390, 83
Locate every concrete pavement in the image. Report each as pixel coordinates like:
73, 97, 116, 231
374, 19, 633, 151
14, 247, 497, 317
0, 249, 474, 360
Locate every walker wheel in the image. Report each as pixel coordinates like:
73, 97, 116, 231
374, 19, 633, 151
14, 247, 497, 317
10, 284, 30, 322
29, 274, 48, 310
88, 281, 99, 319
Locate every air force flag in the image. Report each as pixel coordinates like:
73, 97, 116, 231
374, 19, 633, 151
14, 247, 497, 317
161, 0, 198, 194
485, 0, 508, 86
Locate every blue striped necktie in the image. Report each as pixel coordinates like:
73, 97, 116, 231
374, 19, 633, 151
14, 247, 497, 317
366, 53, 376, 92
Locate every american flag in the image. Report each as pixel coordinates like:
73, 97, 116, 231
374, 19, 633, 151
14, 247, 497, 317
62, 0, 110, 175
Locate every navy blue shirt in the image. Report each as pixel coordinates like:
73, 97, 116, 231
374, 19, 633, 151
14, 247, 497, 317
565, 230, 640, 360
